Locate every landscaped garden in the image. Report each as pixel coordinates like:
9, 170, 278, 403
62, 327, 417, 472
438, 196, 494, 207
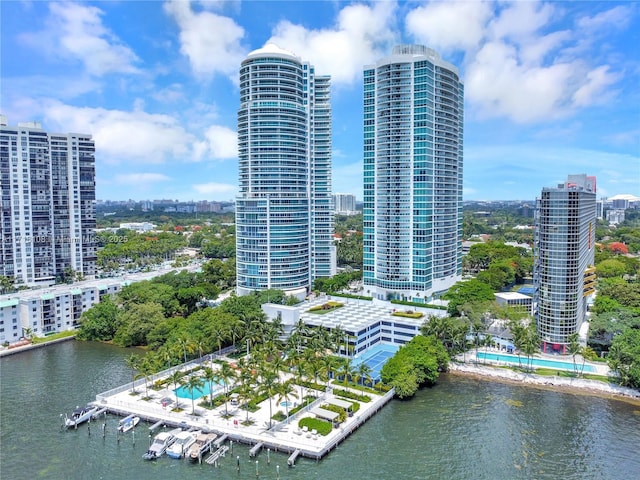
308, 301, 344, 314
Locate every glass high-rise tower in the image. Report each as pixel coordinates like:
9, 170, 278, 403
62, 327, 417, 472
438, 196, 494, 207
363, 45, 463, 303
534, 174, 597, 353
235, 44, 334, 298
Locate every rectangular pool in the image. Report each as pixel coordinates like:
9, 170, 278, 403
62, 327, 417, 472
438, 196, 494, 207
476, 352, 596, 373
174, 379, 223, 399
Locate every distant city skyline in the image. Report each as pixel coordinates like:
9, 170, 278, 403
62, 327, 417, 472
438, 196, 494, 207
2, 1, 638, 201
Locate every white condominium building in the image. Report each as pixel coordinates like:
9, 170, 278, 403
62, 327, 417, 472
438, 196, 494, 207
235, 45, 335, 298
0, 117, 96, 287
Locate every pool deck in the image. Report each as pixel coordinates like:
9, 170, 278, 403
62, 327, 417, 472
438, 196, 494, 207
463, 348, 610, 376
89, 359, 395, 464
451, 348, 640, 401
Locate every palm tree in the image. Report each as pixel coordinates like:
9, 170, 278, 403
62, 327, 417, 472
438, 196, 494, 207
509, 320, 527, 369
185, 375, 205, 415
193, 338, 207, 362
330, 325, 345, 355
287, 349, 307, 401
520, 323, 540, 372
322, 355, 337, 388
483, 333, 494, 365
337, 358, 355, 387
169, 370, 185, 408
202, 366, 218, 407
236, 358, 255, 424
137, 358, 155, 398
568, 333, 581, 376
356, 362, 373, 388
259, 368, 280, 429
125, 353, 141, 393
275, 379, 298, 423
218, 362, 237, 417
176, 336, 194, 364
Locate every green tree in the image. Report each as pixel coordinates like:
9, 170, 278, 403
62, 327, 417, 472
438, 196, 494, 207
77, 296, 121, 341
169, 370, 185, 408
607, 328, 640, 389
275, 379, 298, 423
443, 279, 496, 316
185, 374, 205, 415
380, 335, 449, 399
567, 333, 582, 376
218, 361, 237, 417
113, 302, 165, 347
596, 259, 627, 278
125, 353, 141, 393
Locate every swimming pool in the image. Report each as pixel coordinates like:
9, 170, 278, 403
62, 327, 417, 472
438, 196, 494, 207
174, 379, 223, 399
476, 352, 596, 373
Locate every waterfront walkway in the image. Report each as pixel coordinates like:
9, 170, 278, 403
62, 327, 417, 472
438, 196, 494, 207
91, 358, 395, 463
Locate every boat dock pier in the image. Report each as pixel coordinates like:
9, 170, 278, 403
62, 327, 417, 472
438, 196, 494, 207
89, 372, 396, 466
248, 442, 264, 457
205, 445, 229, 465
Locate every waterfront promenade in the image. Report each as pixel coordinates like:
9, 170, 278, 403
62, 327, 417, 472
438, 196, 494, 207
91, 357, 394, 464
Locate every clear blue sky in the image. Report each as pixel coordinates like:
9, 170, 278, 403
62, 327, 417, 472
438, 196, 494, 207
1, 1, 638, 202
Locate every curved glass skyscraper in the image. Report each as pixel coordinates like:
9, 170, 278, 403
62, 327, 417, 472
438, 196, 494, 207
236, 44, 334, 297
363, 45, 463, 303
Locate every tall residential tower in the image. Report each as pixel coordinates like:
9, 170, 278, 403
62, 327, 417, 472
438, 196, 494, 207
534, 174, 597, 353
0, 117, 96, 286
363, 45, 464, 303
235, 45, 334, 298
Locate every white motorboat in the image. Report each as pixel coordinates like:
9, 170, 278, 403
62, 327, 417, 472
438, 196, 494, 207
64, 405, 98, 428
186, 432, 217, 462
142, 428, 183, 460
117, 414, 140, 433
166, 430, 200, 459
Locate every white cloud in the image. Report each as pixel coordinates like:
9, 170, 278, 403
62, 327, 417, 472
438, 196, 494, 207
115, 173, 171, 185
488, 1, 555, 41
164, 0, 246, 79
151, 84, 185, 103
21, 2, 140, 76
203, 125, 237, 159
572, 65, 620, 107
465, 41, 577, 123
577, 5, 633, 31
267, 2, 398, 85
42, 100, 195, 164
405, 1, 492, 53
192, 182, 237, 195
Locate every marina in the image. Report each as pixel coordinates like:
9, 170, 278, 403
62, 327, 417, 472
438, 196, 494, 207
84, 354, 396, 467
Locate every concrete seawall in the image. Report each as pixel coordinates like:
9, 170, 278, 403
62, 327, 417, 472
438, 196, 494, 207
0, 336, 76, 357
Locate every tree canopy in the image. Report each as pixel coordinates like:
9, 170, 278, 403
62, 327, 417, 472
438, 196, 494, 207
380, 335, 449, 399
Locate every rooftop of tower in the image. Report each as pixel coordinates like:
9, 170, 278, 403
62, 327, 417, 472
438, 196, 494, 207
368, 44, 460, 78
245, 43, 300, 62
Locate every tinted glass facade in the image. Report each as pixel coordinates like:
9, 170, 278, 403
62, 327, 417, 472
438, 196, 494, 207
363, 45, 463, 303
534, 175, 596, 351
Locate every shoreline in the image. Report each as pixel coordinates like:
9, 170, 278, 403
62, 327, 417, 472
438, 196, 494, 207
0, 335, 75, 357
447, 362, 640, 406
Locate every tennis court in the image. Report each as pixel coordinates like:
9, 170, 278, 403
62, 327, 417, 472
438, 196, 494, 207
352, 343, 399, 382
